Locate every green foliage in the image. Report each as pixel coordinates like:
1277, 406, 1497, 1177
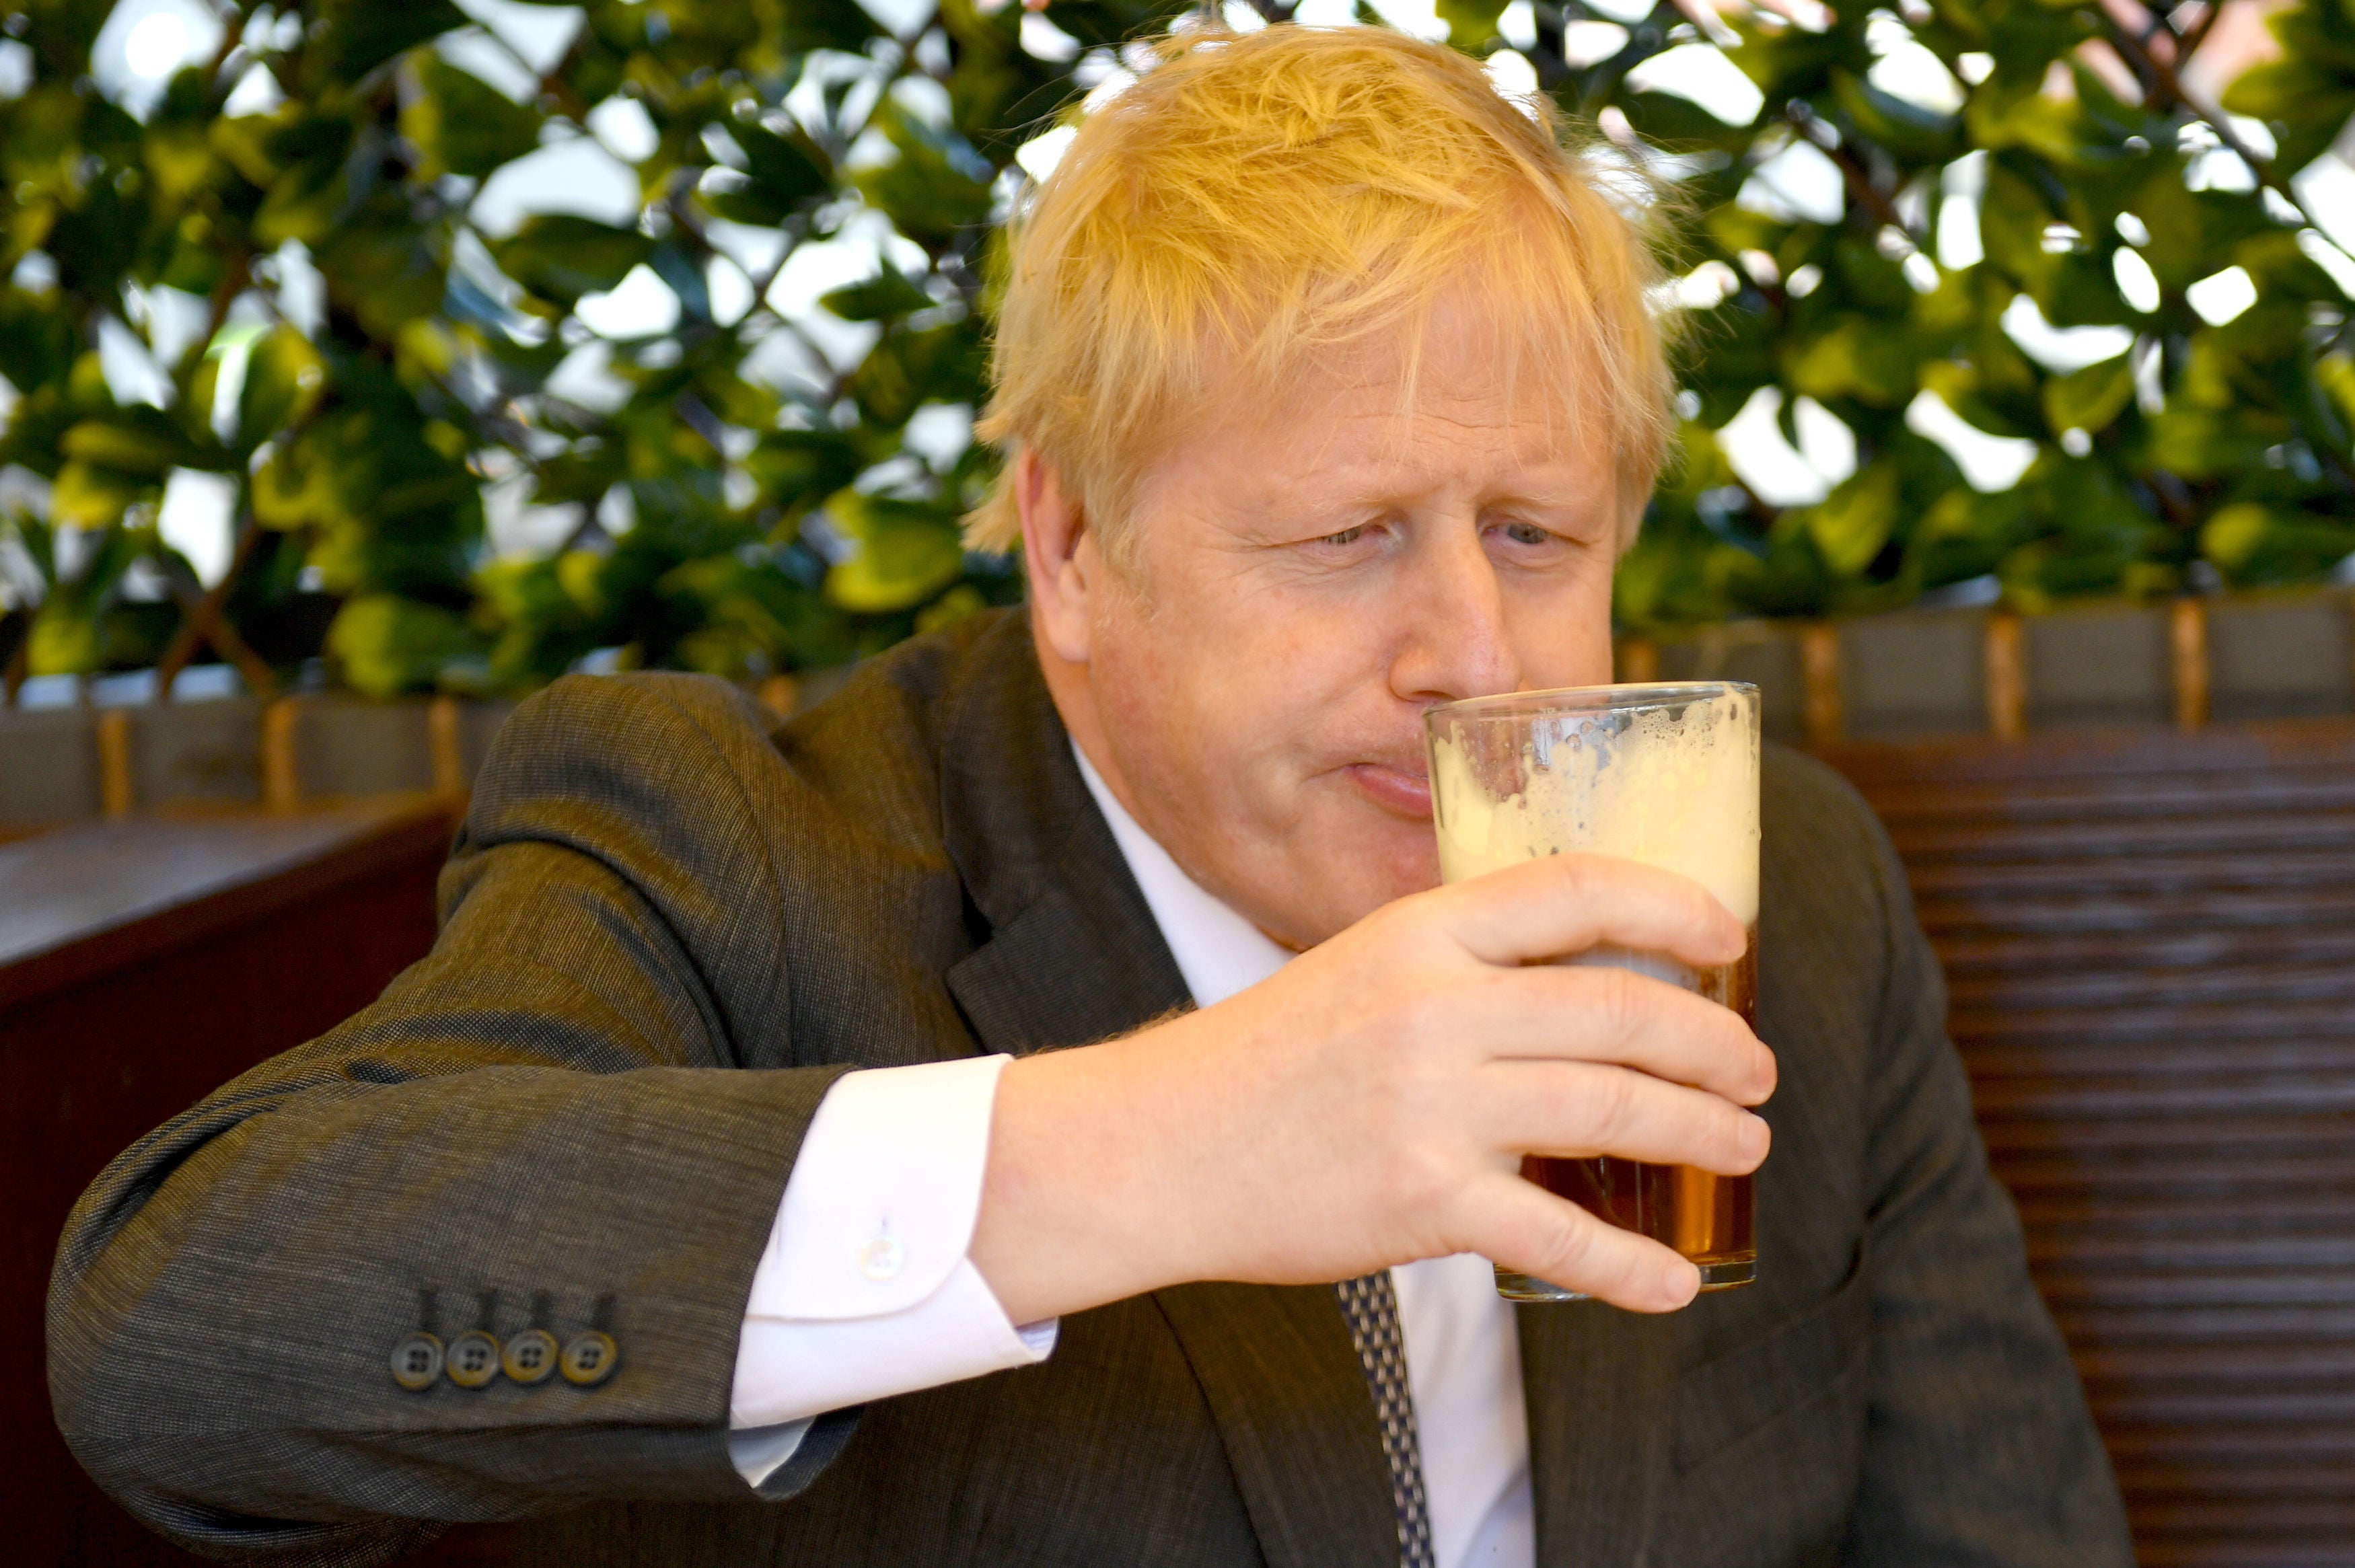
0, 0, 1140, 692
2, 0, 2352, 700
1611, 0, 2355, 628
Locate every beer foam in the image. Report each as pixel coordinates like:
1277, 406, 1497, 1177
1428, 692, 1759, 926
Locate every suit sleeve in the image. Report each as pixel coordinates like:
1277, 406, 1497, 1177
46, 675, 861, 1565
1841, 805, 2136, 1566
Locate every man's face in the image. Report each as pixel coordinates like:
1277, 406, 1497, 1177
1034, 317, 1622, 949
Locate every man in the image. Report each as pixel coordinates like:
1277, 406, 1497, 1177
50, 24, 2131, 1568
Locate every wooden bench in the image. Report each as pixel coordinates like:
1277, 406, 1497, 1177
1827, 720, 2355, 1567
0, 800, 488, 1567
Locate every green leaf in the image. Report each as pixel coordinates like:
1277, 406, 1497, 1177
1797, 461, 1899, 578
2144, 404, 2289, 478
306, 0, 472, 89
2200, 501, 2270, 570
238, 327, 328, 447
776, 0, 885, 55
403, 57, 546, 180
0, 286, 77, 394
1436, 0, 1510, 52
326, 593, 478, 698
853, 102, 995, 250
58, 407, 206, 478
739, 118, 832, 209
1831, 69, 1960, 161
253, 151, 350, 248
2222, 61, 2355, 172
494, 216, 657, 307
2043, 355, 2134, 437
824, 492, 966, 613
698, 117, 835, 227
27, 600, 100, 676
50, 463, 145, 529
314, 198, 449, 340
1784, 315, 1918, 407
2317, 352, 2355, 432
851, 322, 988, 430
745, 428, 863, 511
822, 270, 936, 322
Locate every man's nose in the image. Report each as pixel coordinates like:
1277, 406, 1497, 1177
1388, 525, 1519, 703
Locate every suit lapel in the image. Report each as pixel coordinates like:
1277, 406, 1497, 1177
1518, 1300, 1675, 1568
936, 613, 1188, 1050
935, 612, 1396, 1568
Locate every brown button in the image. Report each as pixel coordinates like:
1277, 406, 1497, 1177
502, 1327, 559, 1385
445, 1330, 502, 1389
559, 1331, 618, 1386
390, 1332, 444, 1392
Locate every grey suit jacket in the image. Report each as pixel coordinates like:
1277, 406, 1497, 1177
49, 607, 2131, 1568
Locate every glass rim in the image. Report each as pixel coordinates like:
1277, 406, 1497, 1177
1424, 681, 1759, 724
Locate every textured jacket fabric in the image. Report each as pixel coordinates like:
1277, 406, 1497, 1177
48, 607, 2133, 1568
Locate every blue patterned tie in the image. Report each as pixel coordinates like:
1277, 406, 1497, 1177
1335, 1271, 1437, 1568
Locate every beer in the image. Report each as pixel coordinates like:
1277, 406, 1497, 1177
1515, 936, 1756, 1296
1424, 681, 1761, 1303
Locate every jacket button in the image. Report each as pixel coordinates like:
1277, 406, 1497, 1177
390, 1333, 444, 1392
445, 1330, 503, 1388
857, 1237, 904, 1280
502, 1328, 559, 1385
560, 1331, 618, 1386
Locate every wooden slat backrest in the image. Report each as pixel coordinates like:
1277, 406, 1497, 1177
1821, 720, 2355, 1568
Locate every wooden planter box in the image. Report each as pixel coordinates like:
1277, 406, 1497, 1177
1625, 591, 2355, 747
0, 694, 513, 835
0, 668, 877, 837
7, 593, 2350, 837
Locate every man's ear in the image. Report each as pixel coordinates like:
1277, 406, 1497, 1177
1017, 449, 1097, 666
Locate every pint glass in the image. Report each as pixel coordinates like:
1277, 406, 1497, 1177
1423, 683, 1761, 1303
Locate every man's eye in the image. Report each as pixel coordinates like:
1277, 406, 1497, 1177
1316, 526, 1367, 547
1499, 521, 1553, 546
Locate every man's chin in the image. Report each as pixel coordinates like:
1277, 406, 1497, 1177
1293, 833, 1441, 938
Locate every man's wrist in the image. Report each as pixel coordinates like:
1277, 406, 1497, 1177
970, 1022, 1221, 1323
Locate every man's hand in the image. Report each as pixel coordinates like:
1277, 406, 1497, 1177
969, 854, 1776, 1321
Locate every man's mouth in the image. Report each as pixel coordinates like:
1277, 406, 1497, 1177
1340, 761, 1433, 819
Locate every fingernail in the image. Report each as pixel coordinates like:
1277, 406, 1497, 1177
1740, 1114, 1770, 1160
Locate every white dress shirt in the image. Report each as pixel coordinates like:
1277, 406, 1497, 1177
726, 747, 1536, 1568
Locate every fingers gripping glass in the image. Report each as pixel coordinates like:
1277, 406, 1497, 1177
1424, 683, 1762, 1304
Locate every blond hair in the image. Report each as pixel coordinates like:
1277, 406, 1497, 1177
964, 22, 1673, 561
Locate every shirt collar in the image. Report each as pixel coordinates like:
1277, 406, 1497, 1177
1071, 743, 1293, 1009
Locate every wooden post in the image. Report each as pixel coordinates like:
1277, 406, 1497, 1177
757, 673, 801, 723
1799, 622, 1843, 749
427, 696, 467, 800
95, 708, 133, 819
262, 697, 302, 814
1985, 611, 2026, 740
2171, 597, 2210, 733
1616, 638, 1659, 684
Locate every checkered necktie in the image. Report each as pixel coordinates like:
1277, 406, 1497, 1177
1334, 1271, 1437, 1568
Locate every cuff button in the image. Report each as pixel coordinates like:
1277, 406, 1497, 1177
390, 1333, 444, 1392
445, 1330, 503, 1388
502, 1327, 559, 1385
857, 1236, 905, 1281
560, 1331, 618, 1386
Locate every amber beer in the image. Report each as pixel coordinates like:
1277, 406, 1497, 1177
1517, 934, 1757, 1295
1424, 682, 1762, 1303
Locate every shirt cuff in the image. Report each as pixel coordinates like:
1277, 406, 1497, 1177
731, 1257, 1059, 1431
728, 1053, 1060, 1438
725, 1417, 815, 1491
